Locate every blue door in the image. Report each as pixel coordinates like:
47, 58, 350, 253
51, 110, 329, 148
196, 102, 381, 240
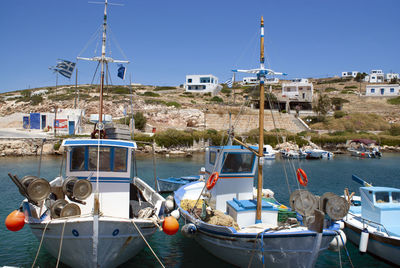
381, 88, 384, 95
30, 113, 40, 129
69, 121, 75, 135
41, 115, 46, 129
23, 116, 30, 129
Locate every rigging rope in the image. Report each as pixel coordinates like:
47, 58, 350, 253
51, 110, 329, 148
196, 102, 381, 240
31, 220, 51, 268
131, 220, 165, 268
56, 220, 67, 268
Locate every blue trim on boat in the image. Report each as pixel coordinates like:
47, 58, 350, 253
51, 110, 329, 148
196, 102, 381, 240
63, 139, 137, 148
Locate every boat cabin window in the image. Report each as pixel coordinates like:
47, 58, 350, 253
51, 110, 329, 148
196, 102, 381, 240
221, 152, 254, 173
209, 151, 216, 165
392, 192, 400, 203
70, 146, 128, 172
375, 192, 390, 203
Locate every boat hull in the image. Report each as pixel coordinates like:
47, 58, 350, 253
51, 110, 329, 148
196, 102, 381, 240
181, 211, 336, 268
344, 219, 400, 266
29, 217, 157, 268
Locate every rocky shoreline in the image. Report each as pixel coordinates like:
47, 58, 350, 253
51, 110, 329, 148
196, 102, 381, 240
1, 138, 399, 157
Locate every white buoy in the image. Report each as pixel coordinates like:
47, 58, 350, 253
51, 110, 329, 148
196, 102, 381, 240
339, 221, 345, 230
359, 228, 369, 253
328, 230, 347, 251
171, 209, 180, 220
165, 199, 174, 212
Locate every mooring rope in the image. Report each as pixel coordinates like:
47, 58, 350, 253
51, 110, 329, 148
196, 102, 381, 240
131, 220, 165, 268
56, 220, 67, 268
31, 220, 51, 268
338, 230, 354, 268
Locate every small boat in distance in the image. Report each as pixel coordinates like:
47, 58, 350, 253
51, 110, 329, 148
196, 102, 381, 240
343, 175, 400, 266
261, 144, 276, 160
347, 139, 382, 158
305, 149, 334, 159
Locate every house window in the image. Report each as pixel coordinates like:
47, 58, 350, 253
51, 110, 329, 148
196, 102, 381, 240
371, 88, 375, 93
188, 79, 192, 83
390, 88, 394, 93
203, 85, 206, 89
372, 76, 376, 79
200, 77, 211, 83
188, 86, 191, 90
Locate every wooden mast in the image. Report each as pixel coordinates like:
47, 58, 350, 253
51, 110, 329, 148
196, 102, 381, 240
256, 16, 265, 223
98, 0, 108, 127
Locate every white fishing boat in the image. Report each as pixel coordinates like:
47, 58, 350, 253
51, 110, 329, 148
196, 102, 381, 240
347, 139, 382, 158
5, 1, 167, 267
305, 149, 334, 159
174, 17, 348, 268
157, 175, 202, 193
343, 175, 400, 266
280, 149, 307, 159
261, 144, 276, 160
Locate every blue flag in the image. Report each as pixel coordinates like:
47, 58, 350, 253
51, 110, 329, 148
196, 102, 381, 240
117, 65, 126, 80
225, 79, 233, 88
54, 59, 76, 79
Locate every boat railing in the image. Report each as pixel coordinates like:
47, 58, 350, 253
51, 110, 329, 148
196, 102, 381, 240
347, 211, 391, 236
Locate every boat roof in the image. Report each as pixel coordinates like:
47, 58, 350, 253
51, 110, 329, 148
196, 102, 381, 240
361, 186, 400, 193
351, 139, 376, 145
62, 139, 137, 149
209, 145, 258, 150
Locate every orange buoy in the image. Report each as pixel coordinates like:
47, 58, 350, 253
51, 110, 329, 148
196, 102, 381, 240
162, 216, 179, 235
296, 168, 308, 187
5, 210, 25, 232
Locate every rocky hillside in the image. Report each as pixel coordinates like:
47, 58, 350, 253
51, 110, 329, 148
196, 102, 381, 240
0, 78, 399, 133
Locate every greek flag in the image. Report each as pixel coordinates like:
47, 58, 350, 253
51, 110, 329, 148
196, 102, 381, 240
117, 64, 126, 80
225, 78, 233, 88
55, 59, 76, 79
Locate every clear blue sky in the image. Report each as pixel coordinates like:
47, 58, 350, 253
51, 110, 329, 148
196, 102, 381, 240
1, 0, 399, 93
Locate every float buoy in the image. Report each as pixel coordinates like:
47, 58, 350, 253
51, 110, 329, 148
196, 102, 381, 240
171, 209, 180, 220
328, 230, 347, 252
5, 210, 25, 231
206, 172, 219, 190
359, 228, 369, 253
181, 223, 197, 238
162, 216, 179, 235
296, 168, 308, 186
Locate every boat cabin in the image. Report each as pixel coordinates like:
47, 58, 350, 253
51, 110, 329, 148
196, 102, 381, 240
360, 186, 400, 235
205, 146, 257, 213
62, 139, 137, 218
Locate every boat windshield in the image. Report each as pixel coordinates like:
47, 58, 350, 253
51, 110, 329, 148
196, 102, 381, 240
70, 146, 128, 172
375, 192, 390, 203
221, 152, 254, 174
392, 192, 400, 203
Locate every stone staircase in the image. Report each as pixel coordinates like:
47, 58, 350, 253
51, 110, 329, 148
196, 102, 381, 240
204, 111, 307, 134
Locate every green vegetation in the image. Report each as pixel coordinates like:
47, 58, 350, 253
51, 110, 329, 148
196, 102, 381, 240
385, 124, 400, 136
325, 87, 337, 92
344, 85, 358, 89
313, 94, 331, 117
142, 91, 160, 97
48, 94, 75, 101
112, 86, 131, 94
310, 113, 390, 131
30, 95, 43, 105
166, 101, 181, 108
154, 86, 176, 91
144, 99, 166, 106
331, 97, 350, 110
221, 88, 232, 94
334, 111, 347, 119
354, 72, 368, 82
210, 96, 223, 103
118, 112, 147, 131
340, 90, 356, 94
387, 96, 400, 105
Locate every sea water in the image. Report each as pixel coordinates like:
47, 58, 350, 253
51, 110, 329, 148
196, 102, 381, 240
1, 153, 399, 267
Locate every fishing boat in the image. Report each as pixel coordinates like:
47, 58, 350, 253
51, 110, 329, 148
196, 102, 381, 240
174, 17, 348, 268
261, 144, 276, 160
347, 139, 382, 158
343, 175, 400, 266
280, 149, 307, 159
5, 1, 167, 267
304, 149, 334, 159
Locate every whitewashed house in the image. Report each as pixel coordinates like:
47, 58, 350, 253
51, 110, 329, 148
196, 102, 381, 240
185, 74, 222, 94
243, 77, 258, 84
385, 72, 399, 82
369, 70, 385, 83
281, 79, 313, 102
265, 78, 279, 84
365, 84, 400, 96
341, 71, 358, 78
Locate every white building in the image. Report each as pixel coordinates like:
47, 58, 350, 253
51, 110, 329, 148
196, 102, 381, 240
281, 79, 313, 101
369, 70, 384, 83
342, 71, 358, 78
385, 73, 399, 82
185, 74, 222, 95
365, 84, 400, 97
265, 78, 279, 84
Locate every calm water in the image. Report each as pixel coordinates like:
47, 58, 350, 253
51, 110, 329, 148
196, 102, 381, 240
1, 153, 400, 267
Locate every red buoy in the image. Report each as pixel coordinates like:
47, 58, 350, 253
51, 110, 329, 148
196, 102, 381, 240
5, 210, 25, 232
162, 216, 179, 235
